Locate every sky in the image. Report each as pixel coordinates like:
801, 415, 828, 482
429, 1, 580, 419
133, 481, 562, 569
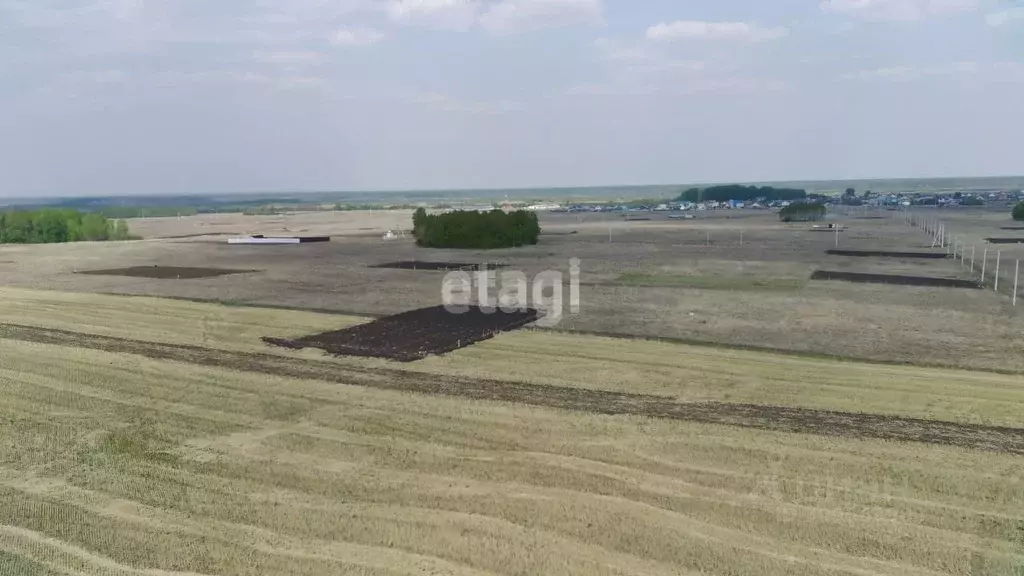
1, 0, 1023, 197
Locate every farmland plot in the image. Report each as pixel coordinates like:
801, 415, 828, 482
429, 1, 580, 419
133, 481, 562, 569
0, 289, 1022, 576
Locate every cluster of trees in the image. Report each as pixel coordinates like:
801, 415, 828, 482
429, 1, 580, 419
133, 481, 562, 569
1013, 202, 1024, 221
412, 208, 540, 249
0, 209, 134, 244
778, 203, 826, 222
839, 187, 873, 206
98, 206, 199, 219
678, 185, 807, 203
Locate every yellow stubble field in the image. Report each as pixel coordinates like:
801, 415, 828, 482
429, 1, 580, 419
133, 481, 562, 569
0, 287, 1022, 576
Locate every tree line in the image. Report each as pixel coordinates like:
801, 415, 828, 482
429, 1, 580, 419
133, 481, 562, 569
0, 209, 135, 244
778, 203, 826, 222
678, 185, 807, 203
412, 208, 541, 249
98, 206, 199, 219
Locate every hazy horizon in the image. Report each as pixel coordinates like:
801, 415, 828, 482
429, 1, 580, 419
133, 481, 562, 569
4, 174, 1024, 207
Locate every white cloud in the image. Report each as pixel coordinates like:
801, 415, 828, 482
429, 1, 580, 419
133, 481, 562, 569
330, 27, 386, 46
565, 76, 789, 97
986, 6, 1024, 26
625, 60, 707, 74
592, 38, 707, 76
838, 61, 1024, 81
479, 0, 603, 34
253, 50, 325, 65
414, 92, 526, 114
151, 70, 326, 89
563, 83, 658, 96
837, 66, 918, 80
646, 21, 788, 42
385, 0, 480, 30
60, 69, 127, 83
821, 0, 980, 21
383, 0, 602, 33
593, 37, 656, 62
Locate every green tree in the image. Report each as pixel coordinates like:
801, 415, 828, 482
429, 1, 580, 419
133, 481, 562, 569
0, 209, 134, 244
1012, 202, 1024, 221
413, 209, 540, 249
79, 213, 109, 241
678, 185, 806, 204
108, 219, 132, 240
779, 203, 826, 222
412, 207, 428, 238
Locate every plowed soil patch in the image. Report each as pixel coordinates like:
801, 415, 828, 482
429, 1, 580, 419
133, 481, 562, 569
371, 261, 505, 271
77, 266, 256, 279
811, 270, 980, 288
826, 249, 948, 259
263, 305, 540, 361
3, 323, 1024, 455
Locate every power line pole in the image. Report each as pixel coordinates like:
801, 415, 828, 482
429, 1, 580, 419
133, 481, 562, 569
996, 250, 1002, 292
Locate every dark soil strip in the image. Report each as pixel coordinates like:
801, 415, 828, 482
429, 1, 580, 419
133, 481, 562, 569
81, 292, 1024, 375
985, 238, 1024, 244
826, 249, 949, 259
371, 261, 506, 271
77, 266, 258, 279
157, 232, 239, 239
3, 322, 1024, 455
94, 293, 388, 319
999, 227, 1024, 231
808, 229, 845, 233
264, 305, 540, 361
811, 270, 980, 288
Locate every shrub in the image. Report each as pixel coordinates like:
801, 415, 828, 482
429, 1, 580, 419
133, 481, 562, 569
1013, 202, 1024, 221
413, 209, 540, 249
679, 185, 807, 203
778, 203, 826, 222
0, 209, 136, 244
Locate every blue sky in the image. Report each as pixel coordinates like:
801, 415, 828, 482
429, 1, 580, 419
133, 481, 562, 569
1, 0, 1022, 196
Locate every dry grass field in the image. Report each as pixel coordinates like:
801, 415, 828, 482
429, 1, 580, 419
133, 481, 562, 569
0, 288, 1023, 576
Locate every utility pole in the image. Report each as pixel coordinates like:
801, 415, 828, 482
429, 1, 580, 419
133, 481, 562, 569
996, 250, 1002, 292
1015, 260, 1020, 307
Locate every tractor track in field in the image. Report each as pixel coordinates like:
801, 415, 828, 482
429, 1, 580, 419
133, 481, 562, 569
4, 322, 1024, 456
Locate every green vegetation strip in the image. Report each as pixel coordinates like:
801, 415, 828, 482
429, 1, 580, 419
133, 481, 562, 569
614, 272, 805, 291
0, 209, 135, 244
412, 207, 540, 249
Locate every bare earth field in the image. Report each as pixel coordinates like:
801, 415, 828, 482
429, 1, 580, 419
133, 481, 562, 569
0, 207, 1023, 575
1, 208, 1023, 372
